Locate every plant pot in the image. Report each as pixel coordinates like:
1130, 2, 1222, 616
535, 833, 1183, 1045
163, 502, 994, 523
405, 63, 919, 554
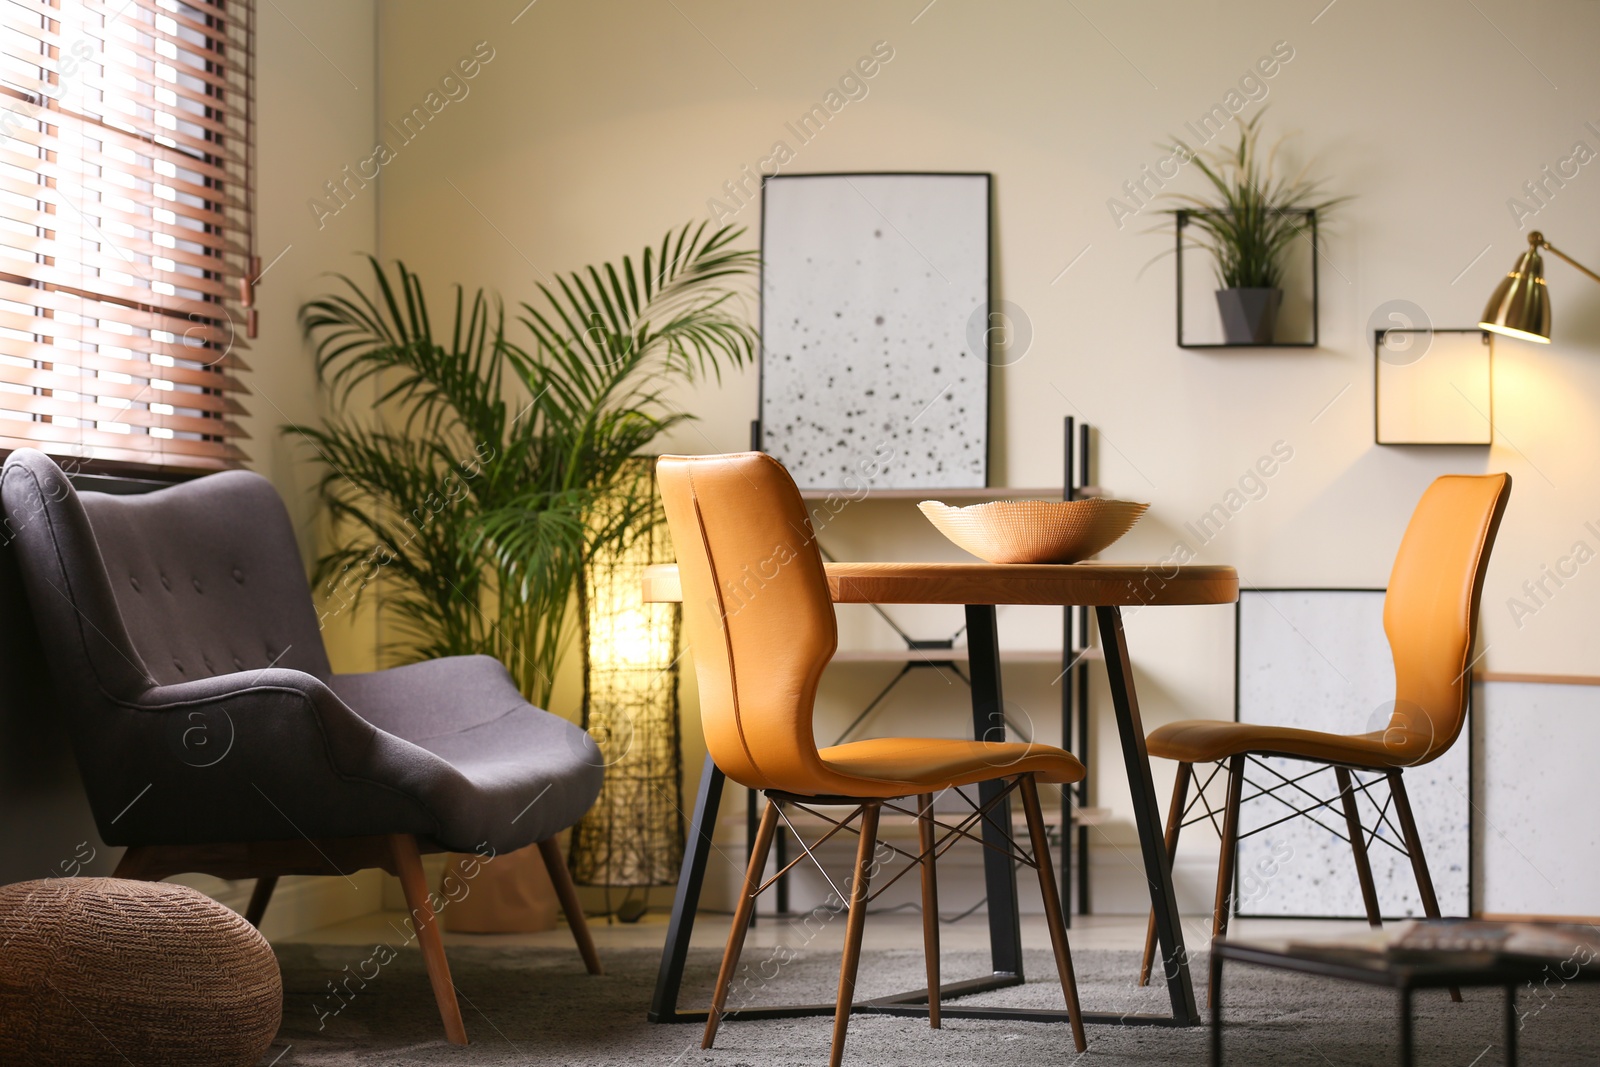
1215, 287, 1283, 345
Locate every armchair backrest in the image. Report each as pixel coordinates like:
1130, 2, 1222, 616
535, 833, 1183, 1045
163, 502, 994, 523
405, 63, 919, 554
0, 448, 331, 701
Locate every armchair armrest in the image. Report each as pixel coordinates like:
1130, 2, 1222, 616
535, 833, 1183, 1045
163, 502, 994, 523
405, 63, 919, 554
88, 668, 446, 849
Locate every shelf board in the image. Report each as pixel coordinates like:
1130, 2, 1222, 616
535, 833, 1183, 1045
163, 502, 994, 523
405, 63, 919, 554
773, 805, 1112, 834
827, 647, 1103, 666
797, 485, 1108, 502
1178, 341, 1318, 349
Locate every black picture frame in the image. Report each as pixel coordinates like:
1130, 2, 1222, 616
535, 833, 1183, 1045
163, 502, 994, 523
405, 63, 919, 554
756, 171, 994, 491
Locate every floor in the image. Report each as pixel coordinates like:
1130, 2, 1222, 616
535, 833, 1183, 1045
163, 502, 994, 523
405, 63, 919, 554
282, 907, 1373, 959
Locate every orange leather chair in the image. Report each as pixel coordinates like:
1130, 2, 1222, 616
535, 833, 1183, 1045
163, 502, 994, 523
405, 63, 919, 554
1137, 473, 1511, 994
658, 452, 1087, 1066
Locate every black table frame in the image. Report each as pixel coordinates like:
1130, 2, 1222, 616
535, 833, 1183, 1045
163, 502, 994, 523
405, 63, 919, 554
647, 603, 1202, 1029
1210, 941, 1561, 1066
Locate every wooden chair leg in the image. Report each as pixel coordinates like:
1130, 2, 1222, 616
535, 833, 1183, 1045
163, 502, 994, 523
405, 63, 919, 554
1388, 769, 1463, 1003
703, 798, 780, 1050
388, 834, 468, 1045
829, 802, 881, 1067
1212, 755, 1246, 947
1021, 775, 1088, 1053
1140, 761, 1192, 986
915, 792, 941, 1029
537, 837, 603, 975
1335, 767, 1382, 928
244, 876, 277, 928
111, 845, 158, 880
1204, 752, 1248, 1009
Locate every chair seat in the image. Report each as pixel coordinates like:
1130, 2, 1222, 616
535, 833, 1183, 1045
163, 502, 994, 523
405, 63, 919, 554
1146, 719, 1439, 768
327, 655, 603, 850
815, 737, 1084, 797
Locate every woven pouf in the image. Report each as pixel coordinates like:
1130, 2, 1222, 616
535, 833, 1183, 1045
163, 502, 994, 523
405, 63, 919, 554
0, 877, 281, 1066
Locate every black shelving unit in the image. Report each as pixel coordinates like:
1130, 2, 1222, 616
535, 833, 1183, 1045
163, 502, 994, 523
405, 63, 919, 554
1061, 416, 1094, 919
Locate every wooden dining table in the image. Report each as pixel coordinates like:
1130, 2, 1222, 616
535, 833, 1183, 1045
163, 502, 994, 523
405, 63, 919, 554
643, 559, 1239, 1030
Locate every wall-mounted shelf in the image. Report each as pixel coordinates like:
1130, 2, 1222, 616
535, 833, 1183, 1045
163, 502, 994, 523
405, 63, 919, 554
1374, 327, 1493, 446
1175, 208, 1320, 349
827, 647, 1103, 666
798, 485, 1106, 502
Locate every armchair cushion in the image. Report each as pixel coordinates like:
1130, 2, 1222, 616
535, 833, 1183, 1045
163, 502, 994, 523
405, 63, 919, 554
328, 656, 603, 847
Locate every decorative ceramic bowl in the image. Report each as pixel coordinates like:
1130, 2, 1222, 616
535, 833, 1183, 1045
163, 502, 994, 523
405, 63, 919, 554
918, 498, 1149, 565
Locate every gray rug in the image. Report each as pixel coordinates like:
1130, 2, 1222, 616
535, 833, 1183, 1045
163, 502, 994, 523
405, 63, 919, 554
265, 943, 1598, 1065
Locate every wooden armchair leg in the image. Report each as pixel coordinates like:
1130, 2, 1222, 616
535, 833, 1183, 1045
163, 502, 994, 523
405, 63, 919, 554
244, 876, 277, 928
389, 834, 468, 1045
538, 837, 603, 976
112, 846, 158, 880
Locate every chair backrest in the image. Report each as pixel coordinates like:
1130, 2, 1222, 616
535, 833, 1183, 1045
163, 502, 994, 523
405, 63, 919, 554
0, 448, 332, 699
657, 452, 845, 795
1382, 472, 1511, 764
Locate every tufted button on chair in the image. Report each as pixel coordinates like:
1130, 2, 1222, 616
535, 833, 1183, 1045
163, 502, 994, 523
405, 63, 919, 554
0, 448, 606, 1045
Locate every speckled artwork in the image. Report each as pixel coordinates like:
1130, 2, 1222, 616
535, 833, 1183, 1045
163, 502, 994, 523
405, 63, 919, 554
1234, 590, 1470, 919
760, 173, 990, 491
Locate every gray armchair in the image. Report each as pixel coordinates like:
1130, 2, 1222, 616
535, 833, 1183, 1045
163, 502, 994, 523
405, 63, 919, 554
0, 448, 605, 1044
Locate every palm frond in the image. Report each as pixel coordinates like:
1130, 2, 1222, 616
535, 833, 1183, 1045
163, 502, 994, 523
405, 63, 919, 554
288, 222, 758, 708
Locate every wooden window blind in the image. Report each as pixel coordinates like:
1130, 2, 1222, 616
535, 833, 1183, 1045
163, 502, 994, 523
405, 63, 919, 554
0, 0, 254, 475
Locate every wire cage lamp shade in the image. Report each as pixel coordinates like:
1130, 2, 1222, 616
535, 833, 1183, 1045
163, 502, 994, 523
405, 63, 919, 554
568, 459, 685, 894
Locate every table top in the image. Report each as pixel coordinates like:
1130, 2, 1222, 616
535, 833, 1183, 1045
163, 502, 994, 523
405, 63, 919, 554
641, 560, 1239, 607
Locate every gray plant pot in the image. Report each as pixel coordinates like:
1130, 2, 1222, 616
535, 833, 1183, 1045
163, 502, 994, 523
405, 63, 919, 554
1215, 287, 1283, 345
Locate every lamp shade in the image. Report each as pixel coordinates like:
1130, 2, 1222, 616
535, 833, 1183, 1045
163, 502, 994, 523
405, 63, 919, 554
1479, 242, 1551, 343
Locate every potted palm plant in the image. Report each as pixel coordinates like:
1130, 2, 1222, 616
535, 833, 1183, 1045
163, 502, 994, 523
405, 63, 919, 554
286, 222, 757, 705
287, 223, 756, 932
1169, 112, 1346, 344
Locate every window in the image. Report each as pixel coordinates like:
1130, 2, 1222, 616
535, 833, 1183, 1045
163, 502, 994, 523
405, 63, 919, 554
0, 0, 254, 476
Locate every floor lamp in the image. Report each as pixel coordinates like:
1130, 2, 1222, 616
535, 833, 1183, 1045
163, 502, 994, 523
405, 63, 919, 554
1480, 230, 1600, 343
569, 460, 686, 921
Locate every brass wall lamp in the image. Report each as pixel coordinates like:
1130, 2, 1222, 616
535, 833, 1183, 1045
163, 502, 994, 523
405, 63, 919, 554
1480, 230, 1600, 343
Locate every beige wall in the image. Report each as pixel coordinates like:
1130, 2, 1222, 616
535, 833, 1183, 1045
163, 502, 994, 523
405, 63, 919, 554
252, 0, 382, 674
331, 0, 1600, 907
214, 0, 386, 932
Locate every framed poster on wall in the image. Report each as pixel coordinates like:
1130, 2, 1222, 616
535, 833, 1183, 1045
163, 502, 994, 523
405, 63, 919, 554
1234, 588, 1471, 919
759, 172, 991, 491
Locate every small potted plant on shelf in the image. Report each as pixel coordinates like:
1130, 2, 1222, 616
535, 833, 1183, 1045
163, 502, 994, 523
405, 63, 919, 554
1169, 111, 1347, 345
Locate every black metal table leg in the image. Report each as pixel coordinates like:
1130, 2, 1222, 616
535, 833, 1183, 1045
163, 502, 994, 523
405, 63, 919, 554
964, 603, 1025, 979
648, 754, 726, 1022
649, 605, 1198, 1029
1398, 987, 1413, 1067
1210, 950, 1224, 1065
1096, 605, 1201, 1025
1504, 984, 1518, 1066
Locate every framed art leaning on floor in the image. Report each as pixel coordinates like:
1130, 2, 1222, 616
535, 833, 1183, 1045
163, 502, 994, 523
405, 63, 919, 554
758, 172, 992, 492
1233, 588, 1471, 919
